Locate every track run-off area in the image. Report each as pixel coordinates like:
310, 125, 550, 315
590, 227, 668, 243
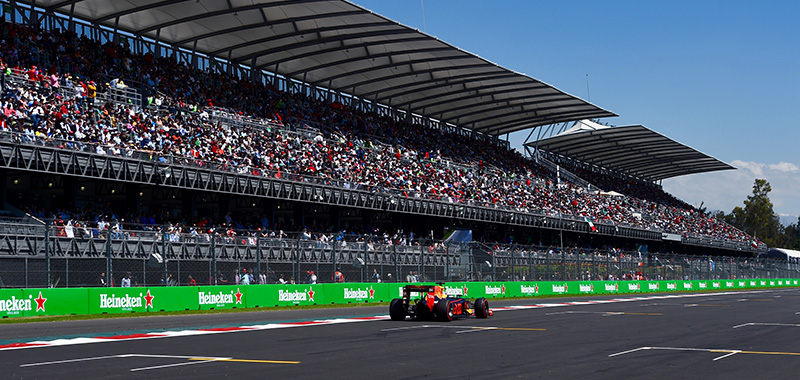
3, 288, 800, 379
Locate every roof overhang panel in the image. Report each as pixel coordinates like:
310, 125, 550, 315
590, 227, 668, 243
527, 121, 735, 180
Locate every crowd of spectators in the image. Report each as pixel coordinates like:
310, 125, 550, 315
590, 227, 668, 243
0, 21, 753, 245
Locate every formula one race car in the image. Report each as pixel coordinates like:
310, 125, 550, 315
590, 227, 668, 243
389, 284, 492, 321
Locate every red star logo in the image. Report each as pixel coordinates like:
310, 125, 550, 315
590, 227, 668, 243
34, 291, 47, 312
144, 289, 155, 308
501, 284, 506, 294
234, 288, 243, 304
462, 285, 468, 297
307, 287, 315, 302
368, 286, 375, 299
534, 285, 539, 293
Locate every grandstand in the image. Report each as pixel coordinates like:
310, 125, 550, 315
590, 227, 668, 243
0, 1, 775, 288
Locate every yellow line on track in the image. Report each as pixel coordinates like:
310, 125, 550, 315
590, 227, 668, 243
189, 358, 300, 364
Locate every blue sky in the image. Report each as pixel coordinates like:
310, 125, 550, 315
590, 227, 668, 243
353, 0, 800, 224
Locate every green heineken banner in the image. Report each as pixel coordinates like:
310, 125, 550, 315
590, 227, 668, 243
252, 283, 322, 307
663, 281, 680, 291
88, 287, 197, 314
324, 283, 388, 304
0, 289, 31, 318
20, 288, 89, 317
388, 283, 406, 299
197, 285, 248, 310
1, 278, 798, 319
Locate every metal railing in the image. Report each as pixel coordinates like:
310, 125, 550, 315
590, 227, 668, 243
0, 220, 792, 289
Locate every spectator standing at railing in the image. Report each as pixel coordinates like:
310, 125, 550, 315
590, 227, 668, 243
371, 268, 381, 283
332, 268, 344, 283
74, 79, 85, 109
239, 268, 250, 285
86, 80, 96, 109
121, 273, 131, 287
99, 272, 106, 287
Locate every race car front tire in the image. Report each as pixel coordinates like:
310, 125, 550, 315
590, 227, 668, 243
475, 297, 489, 319
436, 299, 454, 322
390, 298, 407, 321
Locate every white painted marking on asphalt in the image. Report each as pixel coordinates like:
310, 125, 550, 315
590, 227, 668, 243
130, 359, 220, 372
733, 322, 800, 328
713, 351, 740, 361
127, 354, 224, 360
21, 354, 132, 367
608, 347, 649, 357
455, 327, 497, 334
381, 325, 431, 332
649, 346, 711, 352
733, 323, 754, 329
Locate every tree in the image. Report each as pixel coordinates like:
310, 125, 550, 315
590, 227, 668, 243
773, 218, 800, 250
729, 179, 781, 246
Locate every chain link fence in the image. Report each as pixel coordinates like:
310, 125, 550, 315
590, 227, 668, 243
0, 221, 796, 288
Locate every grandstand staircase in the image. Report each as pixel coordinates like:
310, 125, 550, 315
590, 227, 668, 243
537, 155, 600, 192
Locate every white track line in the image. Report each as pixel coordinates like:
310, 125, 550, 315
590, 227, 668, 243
455, 327, 497, 334
713, 351, 741, 361
380, 325, 430, 332
21, 354, 132, 367
130, 359, 218, 372
733, 322, 800, 329
608, 347, 649, 357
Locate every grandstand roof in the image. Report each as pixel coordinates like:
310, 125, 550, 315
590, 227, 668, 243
32, 0, 616, 136
526, 120, 735, 181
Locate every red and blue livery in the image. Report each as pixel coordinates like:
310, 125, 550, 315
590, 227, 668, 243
389, 284, 492, 322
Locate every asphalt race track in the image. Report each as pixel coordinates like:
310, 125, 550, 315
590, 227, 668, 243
3, 288, 800, 379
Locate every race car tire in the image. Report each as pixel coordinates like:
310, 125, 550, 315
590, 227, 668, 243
436, 299, 454, 322
390, 298, 407, 321
475, 297, 489, 319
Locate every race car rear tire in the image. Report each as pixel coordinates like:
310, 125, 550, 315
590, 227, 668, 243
390, 298, 407, 321
436, 299, 454, 322
475, 297, 489, 319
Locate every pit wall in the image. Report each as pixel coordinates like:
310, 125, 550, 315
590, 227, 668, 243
1, 279, 797, 318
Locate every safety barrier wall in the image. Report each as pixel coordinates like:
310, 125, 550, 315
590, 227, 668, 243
1, 279, 797, 318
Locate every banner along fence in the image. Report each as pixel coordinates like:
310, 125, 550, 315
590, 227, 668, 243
1, 279, 797, 318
